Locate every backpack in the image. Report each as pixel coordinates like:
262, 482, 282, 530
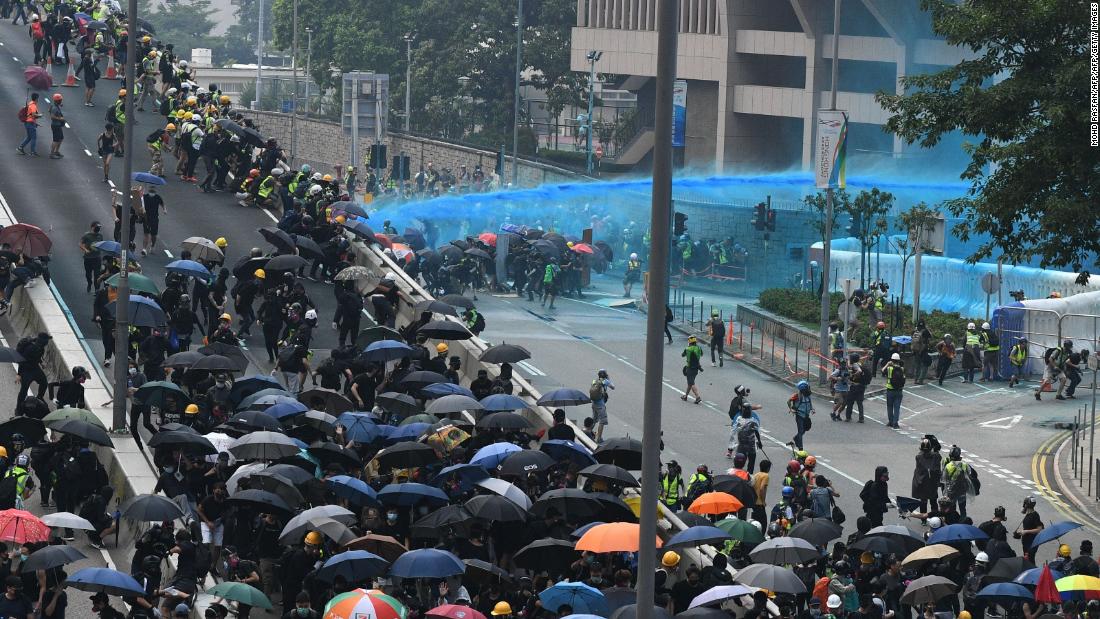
30, 21, 44, 39
14, 337, 33, 359
684, 474, 712, 506
0, 473, 17, 510
16, 105, 29, 123
1045, 347, 1064, 368
736, 420, 757, 447
105, 103, 116, 124
887, 366, 906, 390
588, 380, 606, 403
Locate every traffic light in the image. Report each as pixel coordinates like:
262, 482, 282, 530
673, 212, 688, 236
752, 203, 766, 231
401, 155, 411, 180
766, 208, 776, 232
369, 144, 388, 168
848, 211, 862, 237
495, 149, 504, 176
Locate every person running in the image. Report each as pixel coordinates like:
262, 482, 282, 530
17, 92, 40, 156
46, 93, 64, 159
706, 310, 726, 367
680, 335, 703, 404
1036, 340, 1072, 401
845, 352, 869, 422
75, 49, 99, 106
935, 333, 956, 385
829, 358, 851, 420
140, 186, 165, 256
96, 124, 118, 182
786, 380, 814, 450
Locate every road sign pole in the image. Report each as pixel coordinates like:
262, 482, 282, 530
350, 95, 359, 170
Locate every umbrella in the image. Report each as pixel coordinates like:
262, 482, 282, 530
335, 265, 378, 282
479, 395, 532, 413
40, 512, 95, 531
415, 300, 459, 317
665, 525, 733, 550
0, 347, 23, 363
21, 543, 85, 572
298, 389, 355, 414
266, 401, 310, 421
316, 550, 390, 582
308, 442, 361, 468
928, 524, 989, 545
377, 392, 421, 416
788, 518, 843, 546
733, 563, 807, 594
750, 537, 820, 565
293, 235, 325, 260
477, 232, 498, 247
378, 483, 450, 507
85, 19, 108, 30
24, 65, 52, 90
237, 387, 293, 410
192, 354, 239, 372
470, 442, 523, 469
530, 239, 559, 259
400, 414, 438, 426
133, 380, 188, 409
42, 408, 106, 430
162, 350, 204, 368
50, 419, 113, 447
977, 582, 1034, 603
120, 494, 185, 522
131, 172, 166, 185
538, 388, 592, 407
231, 255, 270, 280
439, 294, 476, 310
902, 544, 960, 568
418, 320, 474, 340
579, 463, 639, 487
208, 582, 273, 610
180, 237, 224, 263
330, 201, 370, 219
688, 492, 743, 516
480, 344, 532, 364
901, 575, 958, 605
215, 118, 243, 134
401, 371, 450, 389
65, 568, 144, 597
1056, 575, 1100, 599
866, 524, 926, 553
246, 473, 304, 509
259, 226, 295, 253
337, 412, 381, 443
146, 431, 216, 454
327, 475, 379, 506
465, 247, 491, 260
477, 412, 532, 431
345, 220, 379, 241
849, 535, 904, 556
433, 463, 490, 492
986, 557, 1037, 583
0, 418, 45, 447
229, 410, 282, 432
1036, 565, 1063, 604
107, 295, 166, 328
265, 254, 309, 271
364, 339, 414, 362
427, 394, 484, 415
422, 383, 476, 399
263, 464, 316, 486
711, 475, 759, 510
1016, 566, 1065, 587
165, 259, 210, 279
1031, 521, 1084, 550
343, 534, 408, 562
104, 272, 160, 295
591, 492, 637, 523
499, 449, 557, 477
474, 478, 532, 509
390, 548, 465, 578
542, 440, 598, 467
279, 516, 356, 546
464, 494, 528, 522
540, 582, 609, 616
229, 431, 301, 460
357, 327, 404, 350
324, 589, 407, 619
431, 604, 489, 619
226, 489, 293, 515
594, 437, 643, 469
515, 537, 579, 574
375, 442, 438, 470
714, 517, 765, 544
230, 376, 284, 406
688, 585, 756, 609
571, 243, 596, 255
576, 522, 662, 553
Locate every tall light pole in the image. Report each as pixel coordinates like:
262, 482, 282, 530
403, 32, 415, 132
585, 50, 602, 175
254, 0, 265, 109
511, 0, 523, 186
289, 0, 298, 163
818, 0, 842, 376
304, 28, 312, 115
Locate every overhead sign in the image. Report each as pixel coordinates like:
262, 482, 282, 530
672, 80, 687, 147
341, 72, 389, 139
815, 110, 848, 189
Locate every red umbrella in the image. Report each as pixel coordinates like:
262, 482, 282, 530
1036, 564, 1062, 604
478, 232, 497, 247
0, 223, 52, 257
571, 243, 595, 255
374, 234, 394, 249
23, 66, 52, 91
0, 509, 50, 544
428, 605, 488, 619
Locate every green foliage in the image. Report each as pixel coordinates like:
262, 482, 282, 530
140, 0, 217, 60
802, 189, 850, 245
759, 289, 845, 325
213, 0, 270, 65
875, 0, 1096, 281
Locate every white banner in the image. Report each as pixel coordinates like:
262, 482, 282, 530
815, 110, 848, 189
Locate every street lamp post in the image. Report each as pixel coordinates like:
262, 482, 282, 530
585, 50, 602, 175
304, 28, 312, 115
404, 33, 415, 132
290, 0, 298, 163
254, 0, 264, 109
818, 0, 842, 379
511, 0, 523, 186
457, 75, 471, 138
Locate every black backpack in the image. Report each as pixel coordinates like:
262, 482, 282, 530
145, 128, 163, 144
856, 362, 873, 386
684, 474, 712, 506
0, 474, 17, 510
736, 421, 757, 447
887, 366, 906, 390
14, 337, 33, 359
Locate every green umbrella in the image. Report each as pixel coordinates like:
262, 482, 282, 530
207, 581, 273, 609
133, 380, 188, 409
42, 408, 107, 430
716, 517, 765, 544
399, 414, 437, 426
105, 273, 160, 295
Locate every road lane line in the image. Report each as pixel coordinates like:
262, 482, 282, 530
83, 148, 92, 157
164, 249, 172, 257
64, 122, 70, 128
107, 180, 115, 188
261, 208, 278, 223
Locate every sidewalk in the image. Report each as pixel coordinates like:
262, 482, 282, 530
1050, 421, 1100, 527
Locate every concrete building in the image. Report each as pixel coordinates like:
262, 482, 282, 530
570, 0, 971, 173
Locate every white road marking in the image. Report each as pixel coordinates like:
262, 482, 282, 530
64, 122, 70, 128
107, 180, 115, 188
516, 360, 546, 376
11, 56, 17, 62
261, 208, 278, 223
979, 414, 1023, 429
83, 148, 92, 156
164, 249, 172, 257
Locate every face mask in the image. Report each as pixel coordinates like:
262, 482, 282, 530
163, 466, 175, 474
18, 553, 27, 562
296, 609, 311, 618
92, 226, 101, 233
590, 576, 602, 585
129, 368, 137, 376
386, 513, 398, 522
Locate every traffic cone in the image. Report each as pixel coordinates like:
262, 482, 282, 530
61, 58, 77, 87
105, 50, 118, 79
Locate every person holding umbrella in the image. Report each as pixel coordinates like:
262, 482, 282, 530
90, 590, 126, 619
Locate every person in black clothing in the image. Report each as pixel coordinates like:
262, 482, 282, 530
170, 294, 201, 351
280, 539, 322, 616
0, 575, 35, 619
445, 355, 462, 384
234, 270, 262, 338
93, 285, 115, 365
48, 366, 89, 409
125, 555, 161, 619
349, 365, 380, 411
15, 332, 50, 414
140, 186, 165, 256
205, 269, 231, 337
859, 466, 891, 528
470, 369, 493, 401
253, 512, 283, 603
197, 132, 220, 193
332, 283, 362, 347
670, 566, 707, 613
258, 291, 284, 362
91, 590, 127, 619
159, 530, 198, 617
664, 305, 674, 344
1014, 496, 1043, 560
547, 409, 576, 441
29, 435, 55, 508
139, 328, 169, 381
1072, 541, 1100, 577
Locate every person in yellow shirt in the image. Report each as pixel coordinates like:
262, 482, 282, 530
751, 459, 771, 525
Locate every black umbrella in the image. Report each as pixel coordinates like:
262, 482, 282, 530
229, 410, 282, 432
376, 392, 421, 416
241, 127, 265, 147
465, 248, 491, 260
515, 538, 578, 574
477, 412, 532, 430
51, 419, 113, 447
232, 256, 269, 280
594, 437, 643, 469
135, 17, 156, 33
0, 347, 24, 363
579, 463, 639, 487
712, 474, 759, 509
147, 431, 217, 455
427, 395, 484, 415
197, 342, 248, 372
439, 294, 476, 310
464, 494, 528, 522
216, 118, 244, 134
264, 254, 308, 272
788, 518, 844, 546
308, 442, 362, 469
531, 488, 603, 519
479, 344, 531, 364
591, 492, 638, 523
849, 535, 904, 556
247, 472, 305, 508
418, 320, 473, 341
530, 239, 559, 259
356, 326, 403, 348
163, 350, 204, 368
226, 488, 293, 515
537, 388, 591, 407
414, 300, 459, 317
192, 354, 238, 372
22, 545, 85, 572
120, 494, 186, 521
400, 371, 450, 389
298, 389, 355, 415
0, 417, 46, 447
438, 245, 463, 262
450, 239, 470, 251
375, 442, 438, 470
498, 449, 556, 477
986, 557, 1036, 583
462, 559, 512, 586
259, 227, 295, 253
264, 464, 316, 486
675, 511, 714, 529
293, 235, 325, 260
158, 423, 198, 434
330, 201, 369, 219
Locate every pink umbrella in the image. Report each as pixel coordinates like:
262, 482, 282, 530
0, 223, 52, 257
23, 66, 52, 91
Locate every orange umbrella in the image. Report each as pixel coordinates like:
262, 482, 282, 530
392, 243, 414, 264
574, 522, 662, 553
688, 492, 744, 515
478, 232, 497, 247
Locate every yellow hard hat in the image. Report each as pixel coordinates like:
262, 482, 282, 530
490, 602, 512, 616
219, 313, 231, 322
860, 551, 874, 565
322, 174, 333, 182
165, 123, 176, 131
118, 88, 127, 97
567, 241, 574, 248
185, 404, 199, 414
436, 343, 449, 354
1059, 544, 1073, 558
142, 35, 151, 43
215, 237, 228, 248
687, 335, 698, 343
0, 446, 7, 458
662, 551, 680, 567
254, 269, 266, 279
959, 612, 972, 619
219, 95, 230, 104
304, 531, 323, 546
183, 112, 194, 121
186, 96, 198, 106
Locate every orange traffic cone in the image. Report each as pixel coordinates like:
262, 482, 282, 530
61, 58, 77, 87
105, 50, 118, 79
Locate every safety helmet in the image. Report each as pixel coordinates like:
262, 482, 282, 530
185, 404, 199, 414
382, 272, 397, 283
219, 95, 230, 104
967, 322, 976, 329
249, 169, 261, 178
304, 531, 323, 546
146, 49, 155, 56
30, 14, 38, 20
179, 60, 189, 68
186, 96, 197, 106
827, 595, 842, 610
566, 241, 574, 248
215, 237, 228, 248
166, 87, 178, 95
949, 445, 962, 460
687, 335, 697, 343
311, 172, 323, 181
322, 174, 333, 182
304, 309, 317, 321
52, 93, 62, 102
142, 35, 151, 43
661, 551, 680, 567
219, 313, 231, 322
630, 252, 638, 259
805, 455, 817, 468
981, 322, 991, 329
15, 454, 28, 468
491, 602, 513, 616
118, 88, 127, 97
876, 321, 886, 329
975, 552, 989, 564
891, 352, 901, 361
165, 123, 176, 131
787, 460, 800, 474
796, 380, 810, 392
1059, 544, 1073, 558
272, 168, 285, 177
334, 216, 347, 226
959, 612, 972, 619
781, 485, 794, 498
183, 111, 194, 121
927, 516, 943, 529
254, 269, 265, 279
436, 343, 449, 354
309, 184, 323, 196
0, 447, 7, 458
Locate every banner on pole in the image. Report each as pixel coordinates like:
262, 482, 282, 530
815, 110, 848, 189
672, 80, 687, 147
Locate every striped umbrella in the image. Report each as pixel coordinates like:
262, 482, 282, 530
325, 589, 408, 619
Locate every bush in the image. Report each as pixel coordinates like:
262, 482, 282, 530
758, 288, 843, 325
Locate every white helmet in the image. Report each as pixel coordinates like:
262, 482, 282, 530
179, 60, 189, 69
630, 253, 638, 260
975, 552, 989, 564
272, 167, 284, 176
927, 516, 943, 529
196, 87, 208, 95
749, 520, 762, 531
166, 87, 178, 95
827, 595, 842, 610
311, 172, 323, 181
967, 322, 976, 329
981, 322, 991, 329
304, 309, 317, 320
382, 272, 396, 283
308, 184, 322, 195
229, 134, 240, 143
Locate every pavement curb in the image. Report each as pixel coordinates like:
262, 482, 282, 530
1051, 430, 1100, 531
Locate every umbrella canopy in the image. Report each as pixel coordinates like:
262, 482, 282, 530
688, 492, 743, 516
427, 395, 484, 415
246, 474, 305, 509
499, 449, 557, 477
134, 380, 188, 409
238, 388, 294, 410
105, 272, 159, 295
344, 534, 408, 563
418, 320, 474, 340
180, 237, 224, 263
0, 347, 23, 364
24, 65, 52, 90
901, 576, 958, 606
430, 605, 488, 619
902, 544, 960, 568
390, 548, 466, 578
1031, 521, 1084, 550
477, 412, 532, 431
65, 568, 144, 597
1036, 565, 1063, 604
433, 463, 491, 493
928, 524, 989, 545
542, 440, 598, 467
665, 525, 734, 550
480, 344, 531, 364
338, 412, 381, 443
976, 582, 1034, 603
259, 227, 295, 253
540, 582, 609, 616
308, 442, 362, 468
531, 488, 603, 520
594, 437, 643, 469
293, 235, 325, 260
986, 557, 1037, 583
749, 537, 819, 565
478, 395, 532, 413
364, 339, 414, 362
414, 299, 459, 317
335, 265, 377, 282
316, 550, 390, 582
327, 475, 380, 507
714, 517, 765, 544
226, 489, 293, 515
120, 494, 186, 522
0, 417, 45, 447
345, 220, 379, 241
21, 543, 85, 572
42, 408, 106, 430
229, 410, 282, 432
50, 418, 113, 446
0, 224, 51, 257
849, 535, 905, 556
131, 172, 166, 185
162, 350, 204, 368
376, 392, 421, 416
473, 477, 532, 509
229, 431, 301, 460
788, 518, 843, 546
40, 512, 95, 531
208, 582, 273, 610
439, 294, 476, 310
464, 494, 528, 522
688, 585, 756, 610
733, 563, 807, 594
1016, 566, 1065, 587
266, 401, 310, 421
378, 483, 450, 507
193, 354, 240, 373
538, 388, 592, 407
422, 383, 476, 399
401, 371, 451, 389
325, 589, 408, 619
576, 522, 662, 553
265, 253, 309, 272
279, 516, 356, 546
711, 475, 759, 510
374, 442, 438, 470
107, 295, 166, 328
866, 524, 926, 553
298, 389, 355, 415
165, 259, 210, 279
515, 537, 580, 574
470, 442, 522, 469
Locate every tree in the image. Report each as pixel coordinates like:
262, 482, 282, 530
213, 0, 271, 65
875, 0, 1095, 282
140, 0, 216, 61
895, 202, 941, 322
802, 189, 851, 295
846, 188, 894, 288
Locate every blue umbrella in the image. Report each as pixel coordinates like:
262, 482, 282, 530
374, 424, 397, 439
66, 567, 146, 597
1030, 521, 1084, 550
666, 525, 735, 549
539, 582, 609, 615
107, 295, 166, 327
431, 463, 490, 492
336, 412, 380, 443
237, 387, 291, 410
480, 394, 531, 412
229, 375, 284, 407
541, 439, 597, 466
245, 395, 300, 410
470, 442, 522, 469
571, 521, 606, 538
1014, 567, 1064, 586
422, 383, 475, 398
377, 483, 450, 507
326, 475, 380, 506
389, 548, 465, 578
91, 240, 122, 257
386, 422, 431, 443
316, 550, 389, 582
537, 388, 591, 407
265, 401, 309, 421
363, 340, 414, 362
928, 524, 989, 545
132, 172, 167, 185
166, 259, 211, 279
976, 582, 1033, 602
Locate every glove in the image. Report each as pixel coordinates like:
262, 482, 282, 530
331, 322, 338, 330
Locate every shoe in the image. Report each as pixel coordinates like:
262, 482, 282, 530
102, 177, 109, 183
680, 395, 688, 401
103, 358, 111, 367
140, 249, 147, 256
1056, 395, 1066, 400
858, 417, 864, 423
694, 398, 702, 404
16, 147, 24, 155
89, 539, 105, 550
30, 151, 39, 156
711, 362, 716, 367
1035, 392, 1041, 400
